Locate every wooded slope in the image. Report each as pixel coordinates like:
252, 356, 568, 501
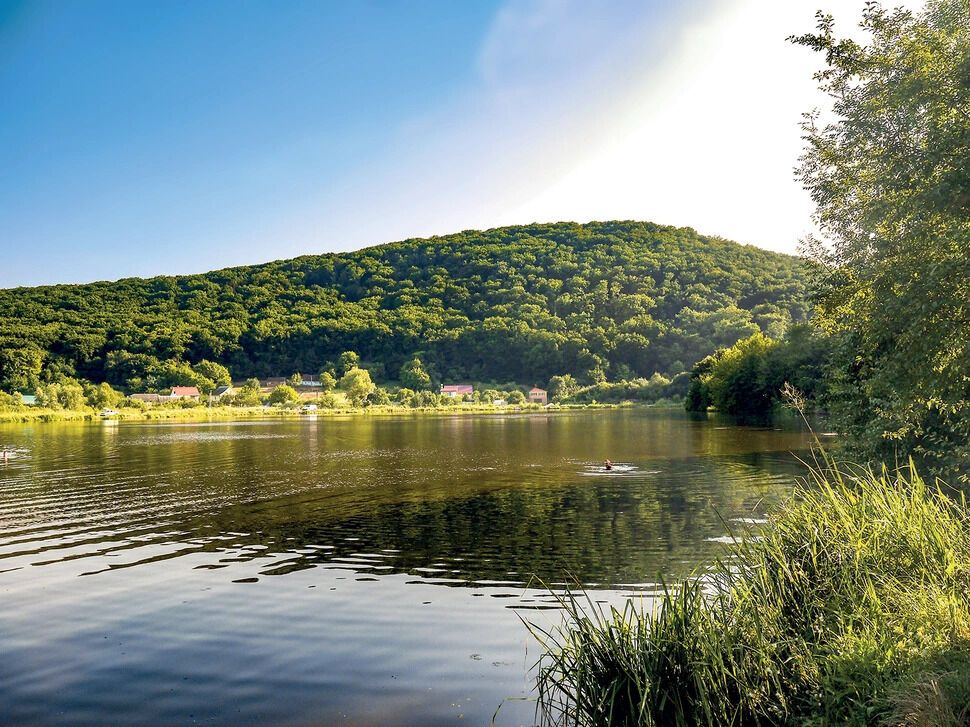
0, 221, 807, 389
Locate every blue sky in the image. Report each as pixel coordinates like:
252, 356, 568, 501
1, 0, 845, 287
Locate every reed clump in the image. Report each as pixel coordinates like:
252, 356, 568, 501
530, 462, 970, 726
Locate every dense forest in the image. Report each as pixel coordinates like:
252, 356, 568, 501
0, 221, 807, 392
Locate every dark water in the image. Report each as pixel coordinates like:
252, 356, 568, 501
0, 410, 813, 725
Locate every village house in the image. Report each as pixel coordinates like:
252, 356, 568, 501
528, 387, 548, 405
210, 385, 233, 401
440, 384, 474, 398
169, 386, 201, 400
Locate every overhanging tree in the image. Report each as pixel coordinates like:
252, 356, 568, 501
793, 0, 970, 482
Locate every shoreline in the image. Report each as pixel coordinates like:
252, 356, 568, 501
0, 401, 668, 425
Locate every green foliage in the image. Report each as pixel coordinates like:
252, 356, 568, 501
481, 389, 500, 403
532, 462, 970, 726
0, 346, 44, 392
266, 384, 299, 405
35, 378, 86, 410
685, 352, 720, 412
0, 222, 806, 398
399, 356, 432, 391
568, 373, 680, 405
230, 378, 263, 406
368, 387, 391, 406
0, 391, 26, 409
337, 351, 359, 376
547, 374, 578, 403
318, 371, 336, 391
193, 359, 231, 390
288, 372, 302, 388
686, 326, 832, 416
361, 360, 385, 382
395, 389, 440, 408
84, 381, 124, 409
340, 367, 375, 406
793, 1, 970, 483
144, 359, 200, 391
701, 333, 778, 416
412, 390, 440, 408
507, 390, 526, 405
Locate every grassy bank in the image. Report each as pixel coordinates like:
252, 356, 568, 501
0, 401, 643, 424
531, 462, 970, 726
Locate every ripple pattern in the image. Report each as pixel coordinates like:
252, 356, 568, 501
0, 411, 814, 724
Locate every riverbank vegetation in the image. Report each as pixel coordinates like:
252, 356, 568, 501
0, 347, 691, 420
0, 401, 639, 424
0, 373, 658, 423
685, 325, 830, 417
532, 462, 970, 727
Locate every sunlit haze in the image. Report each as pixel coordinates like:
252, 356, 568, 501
0, 1, 891, 286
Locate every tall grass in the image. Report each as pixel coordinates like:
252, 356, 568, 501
529, 462, 970, 726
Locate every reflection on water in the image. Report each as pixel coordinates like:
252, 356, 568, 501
0, 410, 812, 725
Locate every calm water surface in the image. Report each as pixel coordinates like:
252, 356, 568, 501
0, 410, 813, 725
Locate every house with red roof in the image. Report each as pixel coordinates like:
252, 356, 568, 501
528, 387, 548, 405
440, 384, 474, 398
169, 386, 201, 400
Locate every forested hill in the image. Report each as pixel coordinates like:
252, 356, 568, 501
0, 221, 807, 390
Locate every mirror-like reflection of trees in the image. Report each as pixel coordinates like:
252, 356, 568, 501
0, 412, 813, 587
74, 453, 801, 586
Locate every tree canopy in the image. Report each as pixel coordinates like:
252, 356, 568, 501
340, 367, 375, 406
0, 221, 807, 393
793, 0, 969, 481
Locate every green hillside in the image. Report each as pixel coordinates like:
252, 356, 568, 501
0, 221, 807, 391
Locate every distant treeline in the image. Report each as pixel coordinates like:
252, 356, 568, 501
0, 221, 807, 393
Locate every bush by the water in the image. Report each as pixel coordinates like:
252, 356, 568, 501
567, 373, 689, 405
531, 462, 970, 726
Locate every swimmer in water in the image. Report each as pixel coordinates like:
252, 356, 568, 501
604, 459, 613, 471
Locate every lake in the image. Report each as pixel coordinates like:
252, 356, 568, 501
0, 409, 813, 725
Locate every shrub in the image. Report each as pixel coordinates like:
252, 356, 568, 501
368, 387, 391, 406
0, 391, 25, 410
267, 384, 299, 405
84, 381, 124, 409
